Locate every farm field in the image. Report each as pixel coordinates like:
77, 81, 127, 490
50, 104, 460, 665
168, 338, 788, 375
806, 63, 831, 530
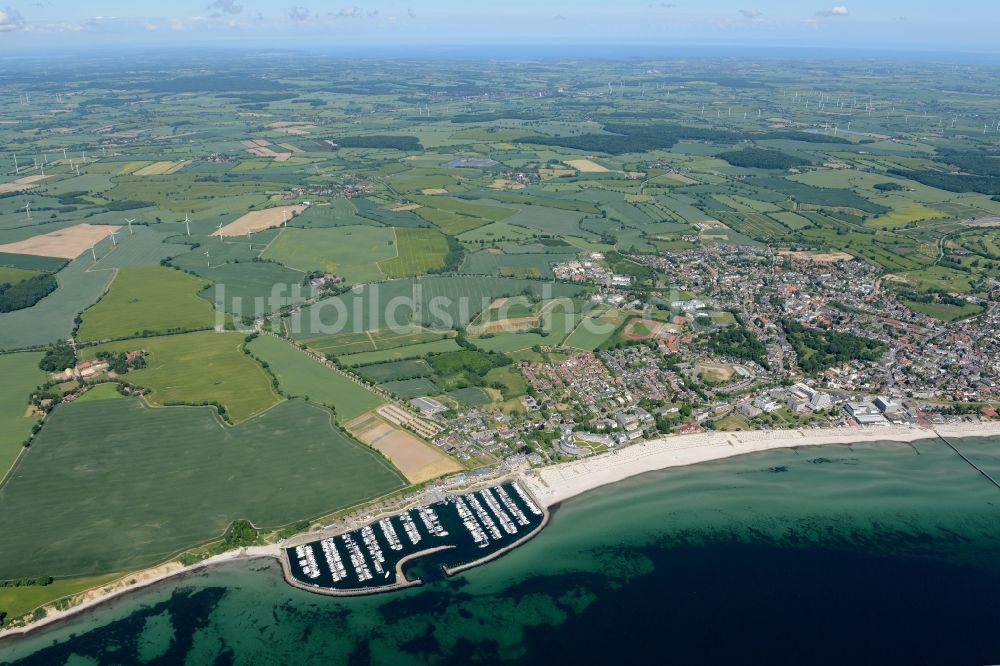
81, 331, 280, 423
0, 223, 120, 260
378, 227, 450, 277
378, 377, 441, 399
247, 334, 385, 421
262, 225, 395, 283
338, 338, 462, 366
355, 359, 433, 383
0, 266, 40, 285
0, 352, 44, 476
77, 266, 216, 341
306, 326, 451, 356
0, 398, 406, 579
0, 256, 116, 351
346, 412, 461, 484
214, 205, 308, 237
294, 276, 582, 338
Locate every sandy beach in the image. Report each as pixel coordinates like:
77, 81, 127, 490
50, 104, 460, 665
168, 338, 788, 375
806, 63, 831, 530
522, 422, 1000, 508
0, 545, 282, 640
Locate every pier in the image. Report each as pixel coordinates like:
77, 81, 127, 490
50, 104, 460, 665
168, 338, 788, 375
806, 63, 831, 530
936, 434, 1000, 490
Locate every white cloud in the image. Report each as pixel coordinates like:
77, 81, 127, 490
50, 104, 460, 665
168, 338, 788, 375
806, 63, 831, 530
0, 8, 25, 32
336, 5, 359, 18
816, 5, 849, 17
739, 9, 763, 20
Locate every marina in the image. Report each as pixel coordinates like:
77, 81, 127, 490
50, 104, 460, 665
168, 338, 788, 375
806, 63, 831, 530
283, 482, 547, 595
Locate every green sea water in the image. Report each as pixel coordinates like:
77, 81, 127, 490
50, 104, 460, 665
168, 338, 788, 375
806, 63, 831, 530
3, 436, 999, 665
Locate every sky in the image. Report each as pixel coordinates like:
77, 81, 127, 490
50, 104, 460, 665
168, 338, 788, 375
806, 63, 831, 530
0, 1, 996, 53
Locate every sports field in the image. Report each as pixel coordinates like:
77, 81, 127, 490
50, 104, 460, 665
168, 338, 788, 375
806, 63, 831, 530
82, 331, 280, 423
77, 266, 216, 341
247, 334, 385, 421
0, 398, 406, 579
0, 352, 44, 476
378, 227, 450, 277
262, 225, 395, 283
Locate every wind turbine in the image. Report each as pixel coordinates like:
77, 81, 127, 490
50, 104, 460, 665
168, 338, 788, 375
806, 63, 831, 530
109, 230, 119, 246
39, 162, 45, 177
282, 209, 288, 227
247, 229, 253, 251
204, 249, 211, 267
24, 201, 31, 219
183, 214, 191, 236
125, 218, 135, 235
62, 148, 67, 160
216, 222, 224, 240
91, 246, 97, 262
12, 154, 18, 175
74, 164, 81, 177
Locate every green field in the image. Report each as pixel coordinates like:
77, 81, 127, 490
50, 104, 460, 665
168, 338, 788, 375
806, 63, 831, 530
77, 266, 216, 341
247, 334, 385, 421
472, 332, 549, 353
73, 382, 125, 403
0, 266, 41, 285
81, 331, 280, 423
378, 378, 441, 399
903, 299, 986, 322
339, 338, 462, 366
306, 326, 450, 356
262, 225, 395, 284
355, 359, 433, 383
378, 228, 450, 277
88, 226, 193, 269
294, 276, 582, 338
0, 573, 122, 622
562, 311, 627, 350
0, 256, 115, 351
0, 398, 406, 579
446, 387, 493, 407
0, 352, 44, 476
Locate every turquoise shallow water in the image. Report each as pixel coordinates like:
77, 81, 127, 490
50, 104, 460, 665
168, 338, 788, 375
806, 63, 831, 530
3, 436, 999, 665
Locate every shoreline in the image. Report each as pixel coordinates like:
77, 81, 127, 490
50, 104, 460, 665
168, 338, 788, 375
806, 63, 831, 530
521, 422, 1000, 508
2, 421, 998, 640
0, 546, 282, 642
